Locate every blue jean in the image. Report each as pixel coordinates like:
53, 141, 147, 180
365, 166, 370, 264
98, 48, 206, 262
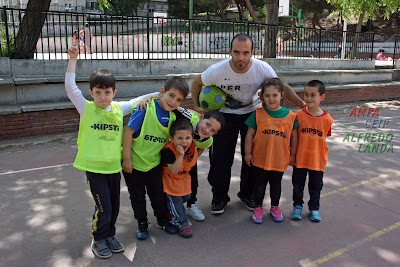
292, 167, 324, 210
166, 194, 191, 228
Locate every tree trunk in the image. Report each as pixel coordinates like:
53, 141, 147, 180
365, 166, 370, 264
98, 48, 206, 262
351, 10, 364, 59
234, 0, 243, 20
15, 0, 52, 59
312, 12, 320, 28
215, 0, 225, 20
245, 0, 258, 22
264, 0, 279, 58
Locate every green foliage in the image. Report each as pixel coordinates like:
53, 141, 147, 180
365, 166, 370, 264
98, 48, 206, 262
292, 0, 333, 18
0, 24, 15, 58
327, 0, 400, 20
97, 0, 148, 16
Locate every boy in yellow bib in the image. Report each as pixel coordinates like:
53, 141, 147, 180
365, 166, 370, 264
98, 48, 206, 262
122, 77, 189, 240
66, 45, 156, 259
291, 80, 334, 222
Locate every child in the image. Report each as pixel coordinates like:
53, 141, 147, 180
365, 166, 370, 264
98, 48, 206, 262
161, 119, 198, 238
291, 80, 334, 222
244, 78, 298, 223
79, 30, 85, 54
174, 108, 225, 221
122, 76, 189, 240
65, 45, 156, 259
72, 30, 79, 46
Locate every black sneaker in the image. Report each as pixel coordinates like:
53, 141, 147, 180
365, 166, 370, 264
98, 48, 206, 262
211, 201, 227, 215
157, 219, 178, 234
240, 198, 255, 211
137, 221, 148, 240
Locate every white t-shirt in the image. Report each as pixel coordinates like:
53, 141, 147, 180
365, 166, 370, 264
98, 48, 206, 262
65, 72, 158, 122
201, 58, 277, 114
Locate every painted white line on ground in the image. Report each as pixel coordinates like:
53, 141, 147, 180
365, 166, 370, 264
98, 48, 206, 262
300, 221, 400, 266
0, 163, 73, 176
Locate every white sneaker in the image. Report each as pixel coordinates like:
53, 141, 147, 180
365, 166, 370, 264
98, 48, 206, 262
186, 204, 205, 221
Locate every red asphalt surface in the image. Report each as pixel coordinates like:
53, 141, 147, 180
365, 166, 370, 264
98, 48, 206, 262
0, 104, 399, 267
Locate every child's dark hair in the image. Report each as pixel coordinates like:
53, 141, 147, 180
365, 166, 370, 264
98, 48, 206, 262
170, 119, 193, 137
165, 76, 189, 98
204, 110, 225, 129
89, 69, 116, 91
305, 80, 325, 95
261, 78, 284, 95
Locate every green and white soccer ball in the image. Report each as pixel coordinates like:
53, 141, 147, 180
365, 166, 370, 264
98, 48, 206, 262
199, 85, 226, 110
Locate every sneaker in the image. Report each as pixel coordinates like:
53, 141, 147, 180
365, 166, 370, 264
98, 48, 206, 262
270, 206, 284, 222
211, 201, 227, 215
91, 239, 112, 259
252, 206, 263, 224
310, 210, 321, 222
291, 205, 303, 220
157, 219, 178, 234
105, 236, 124, 253
179, 225, 193, 238
240, 198, 256, 211
136, 221, 148, 240
187, 204, 205, 221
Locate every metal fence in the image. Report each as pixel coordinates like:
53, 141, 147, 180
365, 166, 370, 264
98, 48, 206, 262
393, 35, 400, 65
0, 7, 375, 60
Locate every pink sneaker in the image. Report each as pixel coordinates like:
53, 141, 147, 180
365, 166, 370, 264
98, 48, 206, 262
252, 206, 263, 224
270, 206, 283, 222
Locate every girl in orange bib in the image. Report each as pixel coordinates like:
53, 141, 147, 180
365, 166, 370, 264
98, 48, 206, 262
244, 78, 298, 223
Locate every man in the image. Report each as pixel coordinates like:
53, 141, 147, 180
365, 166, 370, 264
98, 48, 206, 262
191, 33, 306, 215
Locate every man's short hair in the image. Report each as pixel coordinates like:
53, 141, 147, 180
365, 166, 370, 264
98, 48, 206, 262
165, 76, 189, 98
230, 33, 253, 51
90, 69, 116, 91
204, 110, 225, 129
305, 80, 325, 95
170, 118, 193, 137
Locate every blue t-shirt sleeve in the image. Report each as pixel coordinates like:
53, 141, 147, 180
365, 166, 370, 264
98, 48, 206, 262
127, 108, 146, 133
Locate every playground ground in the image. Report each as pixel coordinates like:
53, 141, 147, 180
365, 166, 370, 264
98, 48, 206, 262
0, 100, 399, 267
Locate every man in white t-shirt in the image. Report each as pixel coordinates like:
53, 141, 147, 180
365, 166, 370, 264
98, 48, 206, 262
191, 33, 306, 215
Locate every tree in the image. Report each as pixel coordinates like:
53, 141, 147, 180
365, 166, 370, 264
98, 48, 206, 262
168, 0, 221, 19
293, 0, 333, 28
327, 0, 400, 58
15, 0, 51, 59
97, 0, 148, 16
263, 0, 279, 57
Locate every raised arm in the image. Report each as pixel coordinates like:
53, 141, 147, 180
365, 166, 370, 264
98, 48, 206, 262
65, 45, 86, 115
66, 45, 79, 73
168, 145, 185, 175
282, 82, 306, 108
191, 74, 208, 114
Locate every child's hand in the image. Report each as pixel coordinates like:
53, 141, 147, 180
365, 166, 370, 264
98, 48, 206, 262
68, 45, 79, 59
289, 153, 296, 167
137, 96, 152, 111
244, 153, 253, 167
194, 105, 208, 115
122, 159, 133, 173
176, 145, 185, 155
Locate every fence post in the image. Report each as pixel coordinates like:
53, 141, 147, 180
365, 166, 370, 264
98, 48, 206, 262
3, 7, 11, 57
147, 16, 150, 59
318, 28, 322, 58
